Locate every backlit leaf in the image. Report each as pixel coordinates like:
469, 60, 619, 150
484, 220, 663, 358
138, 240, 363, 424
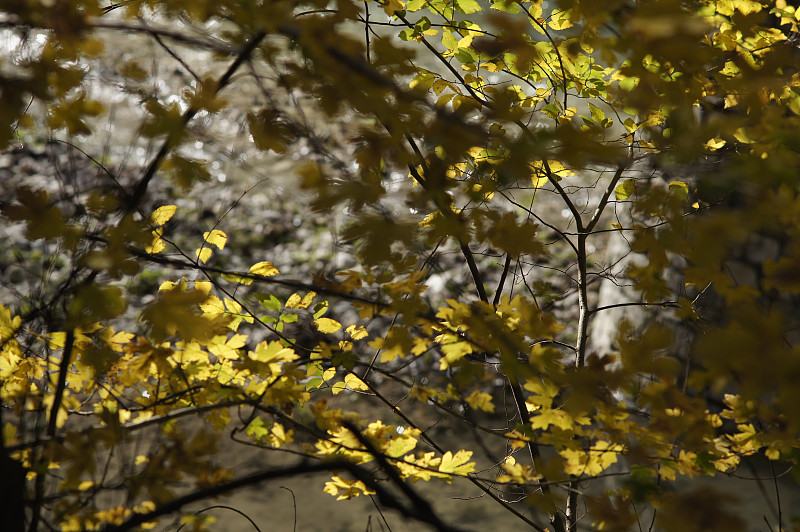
204, 229, 227, 250
614, 179, 636, 200
250, 261, 280, 276
315, 318, 342, 333
439, 450, 475, 476
149, 205, 177, 226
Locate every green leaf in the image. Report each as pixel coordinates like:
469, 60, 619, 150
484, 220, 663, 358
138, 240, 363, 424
313, 301, 329, 319
614, 179, 636, 200
454, 0, 481, 14
442, 31, 459, 51
669, 181, 689, 200
399, 28, 416, 41
279, 313, 299, 323
255, 294, 282, 311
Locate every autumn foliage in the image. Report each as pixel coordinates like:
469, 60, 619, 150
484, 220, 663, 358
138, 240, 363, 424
2, 0, 800, 531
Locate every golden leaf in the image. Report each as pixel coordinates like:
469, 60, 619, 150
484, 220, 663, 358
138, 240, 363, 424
203, 229, 227, 250
315, 317, 342, 334
250, 261, 280, 276
149, 205, 177, 226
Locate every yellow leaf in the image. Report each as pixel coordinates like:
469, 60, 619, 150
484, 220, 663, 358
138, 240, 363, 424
268, 423, 294, 447
78, 480, 95, 491
286, 292, 315, 309
285, 293, 302, 308
465, 390, 495, 413
705, 137, 726, 150
224, 298, 243, 314
149, 205, 177, 226
560, 441, 622, 476
345, 373, 369, 392
496, 456, 537, 483
733, 127, 755, 144
765, 447, 780, 460
439, 341, 473, 369
158, 281, 177, 291
531, 174, 549, 188
346, 324, 368, 340
249, 341, 298, 364
382, 0, 405, 16
530, 408, 574, 430
250, 261, 280, 276
203, 229, 227, 250
315, 317, 342, 334
209, 334, 247, 360
3, 422, 17, 445
199, 295, 225, 317
614, 178, 636, 200
196, 247, 212, 263
191, 281, 211, 295
146, 228, 165, 254
298, 291, 316, 309
439, 450, 475, 476
47, 331, 67, 349
324, 476, 375, 500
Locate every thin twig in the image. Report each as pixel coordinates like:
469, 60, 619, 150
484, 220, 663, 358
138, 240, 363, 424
124, 31, 267, 212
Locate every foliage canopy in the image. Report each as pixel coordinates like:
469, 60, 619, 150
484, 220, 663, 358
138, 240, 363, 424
2, 0, 800, 531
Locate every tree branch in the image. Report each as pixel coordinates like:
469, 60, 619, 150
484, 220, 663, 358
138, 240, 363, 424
100, 461, 367, 532
124, 31, 267, 212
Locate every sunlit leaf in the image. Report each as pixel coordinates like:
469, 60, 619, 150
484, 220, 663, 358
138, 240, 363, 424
204, 230, 227, 250
250, 261, 280, 276
149, 205, 177, 226
315, 317, 342, 334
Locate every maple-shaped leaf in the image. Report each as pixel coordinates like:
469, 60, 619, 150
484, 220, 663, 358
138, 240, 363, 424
496, 456, 538, 483
438, 450, 475, 476
3, 187, 69, 241
464, 390, 495, 413
439, 340, 473, 369
385, 430, 420, 458
245, 417, 270, 440
346, 324, 368, 340
140, 286, 218, 341
47, 92, 104, 135
530, 408, 575, 431
249, 341, 298, 364
267, 423, 294, 447
247, 109, 292, 153
208, 333, 247, 360
163, 155, 211, 190
324, 476, 375, 500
